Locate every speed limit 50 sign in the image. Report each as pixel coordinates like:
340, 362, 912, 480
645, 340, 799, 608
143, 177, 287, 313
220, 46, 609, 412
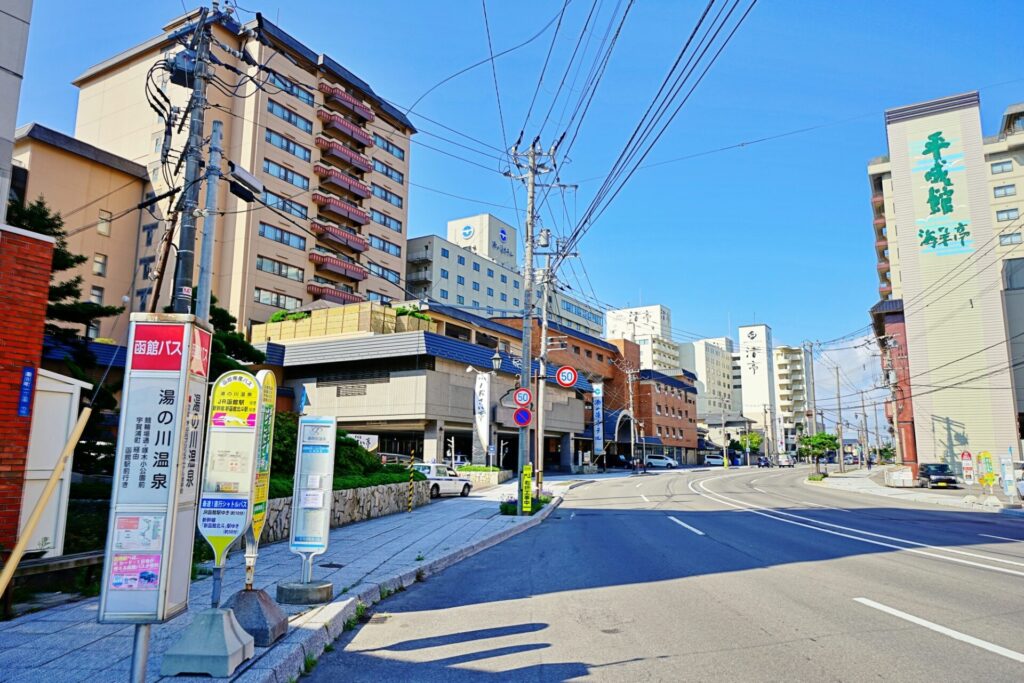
556, 365, 578, 388
513, 387, 533, 406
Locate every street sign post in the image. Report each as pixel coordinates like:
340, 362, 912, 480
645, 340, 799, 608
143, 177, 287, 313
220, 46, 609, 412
245, 370, 277, 588
513, 387, 533, 407
961, 451, 974, 485
1000, 447, 1017, 500
513, 408, 532, 427
278, 416, 337, 605
593, 382, 605, 457
555, 365, 578, 388
977, 451, 997, 494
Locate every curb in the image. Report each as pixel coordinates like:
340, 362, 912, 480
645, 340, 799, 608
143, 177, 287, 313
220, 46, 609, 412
803, 477, 1015, 515
223, 495, 566, 682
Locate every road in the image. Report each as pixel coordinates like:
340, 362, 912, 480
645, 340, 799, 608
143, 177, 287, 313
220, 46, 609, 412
309, 466, 1024, 682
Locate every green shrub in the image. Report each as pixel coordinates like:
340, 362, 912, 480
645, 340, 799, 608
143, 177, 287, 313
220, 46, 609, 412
457, 465, 501, 472
268, 471, 425, 499
268, 310, 310, 323
807, 473, 828, 482
498, 494, 552, 516
394, 306, 431, 321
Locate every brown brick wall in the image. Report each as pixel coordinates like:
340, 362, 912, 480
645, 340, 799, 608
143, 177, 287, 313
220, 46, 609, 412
0, 227, 54, 550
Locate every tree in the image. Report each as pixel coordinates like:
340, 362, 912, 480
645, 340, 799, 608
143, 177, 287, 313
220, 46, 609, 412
6, 197, 122, 355
165, 295, 265, 377
730, 432, 763, 454
799, 432, 839, 474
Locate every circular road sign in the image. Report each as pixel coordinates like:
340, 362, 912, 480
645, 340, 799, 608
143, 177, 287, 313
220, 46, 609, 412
556, 365, 578, 388
513, 387, 533, 407
513, 408, 532, 427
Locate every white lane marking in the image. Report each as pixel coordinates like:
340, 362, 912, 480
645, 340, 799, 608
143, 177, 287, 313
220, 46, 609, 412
570, 512, 575, 520
635, 483, 643, 488
641, 494, 650, 502
689, 475, 1024, 578
668, 515, 705, 535
853, 597, 1024, 664
980, 534, 1021, 542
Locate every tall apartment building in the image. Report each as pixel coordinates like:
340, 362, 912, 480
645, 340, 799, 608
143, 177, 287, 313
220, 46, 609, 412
772, 344, 815, 453
70, 10, 415, 329
678, 337, 734, 418
0, 0, 31, 224
406, 214, 605, 336
867, 91, 1024, 469
737, 323, 776, 433
605, 304, 680, 371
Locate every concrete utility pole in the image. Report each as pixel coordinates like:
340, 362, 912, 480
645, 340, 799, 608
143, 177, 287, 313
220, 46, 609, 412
762, 405, 769, 463
195, 119, 223, 322
804, 340, 817, 433
514, 141, 539, 515
534, 247, 550, 498
627, 366, 638, 469
171, 14, 213, 314
836, 367, 845, 473
882, 338, 904, 465
872, 397, 881, 464
860, 391, 869, 469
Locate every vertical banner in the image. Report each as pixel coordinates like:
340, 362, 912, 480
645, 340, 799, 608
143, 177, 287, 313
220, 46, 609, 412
471, 372, 490, 466
960, 452, 975, 485
289, 416, 337, 557
244, 370, 277, 587
1000, 448, 1015, 498
977, 451, 996, 492
593, 382, 605, 456
198, 371, 261, 567
99, 314, 211, 624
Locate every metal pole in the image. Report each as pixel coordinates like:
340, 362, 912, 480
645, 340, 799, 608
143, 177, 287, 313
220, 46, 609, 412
805, 341, 817, 433
210, 566, 223, 608
172, 18, 211, 314
627, 367, 637, 471
860, 391, 869, 469
872, 395, 881, 465
195, 119, 223, 322
535, 253, 550, 498
836, 367, 845, 473
721, 406, 727, 466
517, 144, 537, 516
131, 624, 151, 683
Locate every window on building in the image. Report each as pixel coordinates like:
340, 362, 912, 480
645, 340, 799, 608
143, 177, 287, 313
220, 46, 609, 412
457, 255, 466, 265
373, 133, 405, 160
371, 183, 403, 207
992, 160, 1014, 174
440, 268, 449, 279
472, 262, 480, 272
486, 268, 494, 278
472, 282, 480, 291
585, 349, 592, 358
372, 158, 404, 184
265, 129, 311, 161
368, 262, 401, 284
486, 287, 494, 297
597, 353, 604, 362
254, 287, 301, 310
656, 404, 662, 415
441, 247, 450, 258
263, 159, 310, 190
256, 255, 304, 281
90, 286, 104, 304
367, 291, 393, 304
142, 222, 158, 247
267, 71, 314, 106
513, 280, 520, 289
472, 300, 480, 308
995, 184, 1017, 198
259, 222, 306, 250
457, 295, 465, 305
267, 99, 313, 133
573, 345, 581, 355
370, 209, 402, 233
513, 298, 520, 307
997, 208, 1020, 222
1000, 233, 1023, 246
457, 275, 465, 285
93, 253, 107, 276
97, 210, 112, 236
440, 289, 449, 299
500, 274, 508, 284
262, 190, 307, 219
369, 234, 402, 256
500, 292, 507, 302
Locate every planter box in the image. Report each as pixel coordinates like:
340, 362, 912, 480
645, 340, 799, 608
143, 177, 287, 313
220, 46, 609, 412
259, 481, 432, 545
455, 469, 513, 490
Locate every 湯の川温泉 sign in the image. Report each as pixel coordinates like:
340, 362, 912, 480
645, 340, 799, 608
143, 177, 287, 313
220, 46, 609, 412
99, 314, 212, 624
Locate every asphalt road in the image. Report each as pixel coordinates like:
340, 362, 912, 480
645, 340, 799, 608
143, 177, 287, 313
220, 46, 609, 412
309, 466, 1024, 682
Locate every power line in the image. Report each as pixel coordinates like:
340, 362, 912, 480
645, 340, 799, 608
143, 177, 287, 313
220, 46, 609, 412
519, 0, 572, 136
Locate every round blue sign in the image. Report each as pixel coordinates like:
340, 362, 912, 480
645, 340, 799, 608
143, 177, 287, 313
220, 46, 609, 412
513, 408, 532, 427
461, 225, 474, 239
499, 228, 507, 242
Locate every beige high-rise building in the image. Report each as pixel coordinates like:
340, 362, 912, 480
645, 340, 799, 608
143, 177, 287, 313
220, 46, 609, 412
70, 9, 415, 330
678, 337, 734, 419
772, 344, 815, 453
606, 304, 680, 371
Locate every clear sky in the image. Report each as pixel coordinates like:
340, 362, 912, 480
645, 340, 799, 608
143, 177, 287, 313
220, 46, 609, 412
16, 0, 1024, 354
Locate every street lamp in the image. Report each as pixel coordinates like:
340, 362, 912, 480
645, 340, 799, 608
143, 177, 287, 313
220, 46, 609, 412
491, 350, 502, 372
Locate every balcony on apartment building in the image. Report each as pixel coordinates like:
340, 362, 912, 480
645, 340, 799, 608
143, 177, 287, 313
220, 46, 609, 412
310, 217, 368, 253
314, 162, 371, 199
316, 136, 372, 173
317, 108, 374, 147
873, 216, 886, 229
306, 282, 365, 305
871, 192, 884, 208
879, 282, 893, 295
313, 190, 371, 226
875, 236, 888, 250
318, 81, 374, 122
407, 269, 432, 285
309, 248, 368, 281
877, 260, 890, 272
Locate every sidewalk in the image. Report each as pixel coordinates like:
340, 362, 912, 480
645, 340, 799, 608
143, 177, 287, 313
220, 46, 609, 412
0, 480, 575, 682
809, 466, 1024, 516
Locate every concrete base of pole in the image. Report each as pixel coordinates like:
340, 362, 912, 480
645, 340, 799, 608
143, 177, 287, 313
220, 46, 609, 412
276, 580, 333, 605
159, 608, 254, 678
223, 588, 289, 647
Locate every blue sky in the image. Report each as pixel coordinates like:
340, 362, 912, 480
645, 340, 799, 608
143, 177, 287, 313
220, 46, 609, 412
17, 0, 1024, 351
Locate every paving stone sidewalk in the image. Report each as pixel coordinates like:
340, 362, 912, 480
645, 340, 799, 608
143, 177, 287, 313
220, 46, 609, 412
0, 480, 575, 682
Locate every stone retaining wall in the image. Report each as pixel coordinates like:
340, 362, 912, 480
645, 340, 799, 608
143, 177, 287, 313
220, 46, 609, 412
456, 469, 514, 490
261, 481, 432, 545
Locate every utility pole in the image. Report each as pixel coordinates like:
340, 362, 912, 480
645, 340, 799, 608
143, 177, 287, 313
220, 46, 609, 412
627, 366, 638, 470
721, 406, 727, 467
836, 367, 845, 473
762, 405, 769, 463
882, 338, 904, 465
171, 11, 213, 314
860, 391, 869, 469
872, 397, 881, 465
804, 341, 817, 434
534, 245, 551, 498
195, 119, 223, 322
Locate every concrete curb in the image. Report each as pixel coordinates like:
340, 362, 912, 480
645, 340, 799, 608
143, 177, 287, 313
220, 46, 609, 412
803, 476, 1018, 515
222, 494, 566, 682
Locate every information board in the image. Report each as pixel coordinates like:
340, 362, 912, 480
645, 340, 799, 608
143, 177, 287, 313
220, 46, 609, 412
245, 371, 277, 586
289, 416, 337, 556
521, 464, 533, 513
99, 314, 211, 624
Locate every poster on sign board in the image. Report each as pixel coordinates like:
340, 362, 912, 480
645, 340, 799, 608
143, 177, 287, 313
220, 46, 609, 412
289, 416, 336, 557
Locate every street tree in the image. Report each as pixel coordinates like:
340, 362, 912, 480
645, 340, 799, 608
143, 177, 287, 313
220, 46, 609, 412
799, 432, 839, 474
730, 432, 763, 455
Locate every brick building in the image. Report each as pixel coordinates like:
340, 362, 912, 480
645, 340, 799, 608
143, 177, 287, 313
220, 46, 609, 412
0, 224, 54, 551
636, 369, 699, 464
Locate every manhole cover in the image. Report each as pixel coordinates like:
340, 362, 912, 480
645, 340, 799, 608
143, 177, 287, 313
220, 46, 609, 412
319, 562, 345, 569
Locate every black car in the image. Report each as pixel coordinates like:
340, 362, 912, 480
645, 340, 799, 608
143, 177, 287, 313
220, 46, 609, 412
918, 463, 958, 489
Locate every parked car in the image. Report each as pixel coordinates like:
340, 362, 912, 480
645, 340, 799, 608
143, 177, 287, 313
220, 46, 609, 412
917, 463, 958, 489
704, 454, 725, 466
646, 454, 677, 469
777, 454, 795, 468
757, 455, 771, 468
413, 463, 473, 498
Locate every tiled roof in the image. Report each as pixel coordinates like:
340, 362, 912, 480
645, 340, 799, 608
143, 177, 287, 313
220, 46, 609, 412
16, 123, 148, 180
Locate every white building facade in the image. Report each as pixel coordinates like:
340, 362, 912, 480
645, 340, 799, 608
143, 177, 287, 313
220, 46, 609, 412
738, 324, 777, 434
679, 337, 734, 419
605, 304, 680, 371
772, 344, 816, 452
